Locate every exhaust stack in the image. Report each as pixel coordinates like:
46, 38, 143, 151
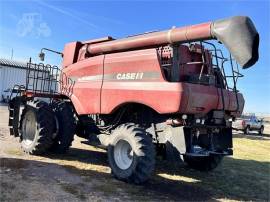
80, 16, 259, 68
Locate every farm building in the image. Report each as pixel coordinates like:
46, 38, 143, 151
0, 58, 29, 102
0, 58, 58, 102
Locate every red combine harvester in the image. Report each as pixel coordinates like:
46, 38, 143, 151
9, 16, 259, 184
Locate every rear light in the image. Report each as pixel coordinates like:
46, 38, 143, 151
242, 120, 246, 127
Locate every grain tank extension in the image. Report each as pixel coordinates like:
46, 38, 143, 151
9, 16, 259, 184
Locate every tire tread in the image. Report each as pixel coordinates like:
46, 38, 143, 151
108, 123, 155, 184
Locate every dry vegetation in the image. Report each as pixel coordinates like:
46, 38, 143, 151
0, 103, 269, 201
1, 133, 269, 201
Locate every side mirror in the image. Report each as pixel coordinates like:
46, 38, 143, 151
39, 52, 45, 61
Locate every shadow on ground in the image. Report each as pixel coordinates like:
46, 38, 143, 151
1, 157, 212, 201
234, 132, 270, 139
3, 145, 267, 201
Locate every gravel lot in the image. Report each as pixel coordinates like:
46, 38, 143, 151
0, 103, 269, 201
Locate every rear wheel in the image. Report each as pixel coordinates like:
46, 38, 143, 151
259, 126, 264, 135
50, 101, 77, 153
184, 154, 223, 171
20, 100, 55, 155
244, 126, 250, 135
108, 123, 155, 184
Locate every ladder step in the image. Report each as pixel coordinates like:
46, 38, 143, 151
9, 128, 14, 136
161, 64, 172, 67
8, 119, 13, 126
9, 111, 14, 117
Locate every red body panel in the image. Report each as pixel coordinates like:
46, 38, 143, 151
62, 47, 244, 116
63, 55, 104, 114
62, 42, 82, 68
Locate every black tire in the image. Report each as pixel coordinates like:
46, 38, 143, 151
244, 126, 250, 135
50, 101, 76, 153
108, 123, 155, 184
19, 100, 55, 155
183, 155, 223, 171
75, 116, 99, 139
259, 126, 264, 135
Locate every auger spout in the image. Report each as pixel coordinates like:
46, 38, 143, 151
85, 16, 259, 68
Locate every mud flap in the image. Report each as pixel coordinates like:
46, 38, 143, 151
163, 126, 233, 161
184, 127, 233, 156
212, 127, 233, 154
162, 126, 187, 161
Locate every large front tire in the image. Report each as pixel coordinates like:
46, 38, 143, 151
108, 123, 155, 184
50, 101, 77, 153
20, 100, 55, 155
184, 154, 223, 171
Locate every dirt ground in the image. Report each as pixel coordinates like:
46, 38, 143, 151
0, 103, 269, 201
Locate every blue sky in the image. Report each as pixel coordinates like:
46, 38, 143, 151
0, 0, 269, 113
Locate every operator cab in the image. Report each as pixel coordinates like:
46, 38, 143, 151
158, 42, 240, 90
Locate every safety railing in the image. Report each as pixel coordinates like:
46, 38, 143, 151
175, 40, 244, 112
25, 58, 75, 97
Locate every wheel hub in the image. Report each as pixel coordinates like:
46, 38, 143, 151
114, 140, 133, 170
22, 110, 36, 146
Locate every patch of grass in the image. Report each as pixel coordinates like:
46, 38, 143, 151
53, 136, 270, 201
60, 183, 87, 201
6, 148, 23, 156
94, 183, 118, 196
0, 182, 14, 202
0, 181, 27, 201
3, 135, 268, 201
154, 136, 270, 201
0, 157, 27, 169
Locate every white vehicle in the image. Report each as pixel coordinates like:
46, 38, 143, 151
233, 114, 264, 135
1, 86, 25, 103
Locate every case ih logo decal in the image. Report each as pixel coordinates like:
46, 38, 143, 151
116, 72, 144, 80
72, 72, 160, 82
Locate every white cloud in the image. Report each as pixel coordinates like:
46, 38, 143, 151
36, 0, 100, 31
